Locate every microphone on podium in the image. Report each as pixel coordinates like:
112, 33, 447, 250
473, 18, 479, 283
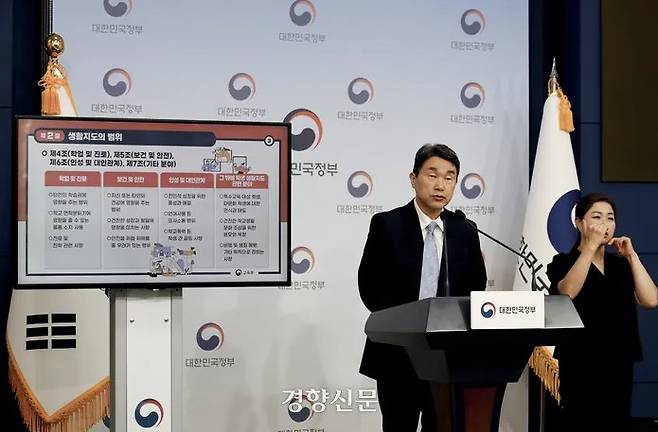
449, 209, 540, 292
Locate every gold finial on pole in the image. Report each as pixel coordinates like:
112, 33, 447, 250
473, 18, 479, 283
548, 57, 559, 96
45, 33, 65, 61
39, 34, 68, 115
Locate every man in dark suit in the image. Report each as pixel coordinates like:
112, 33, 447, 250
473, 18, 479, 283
358, 143, 487, 431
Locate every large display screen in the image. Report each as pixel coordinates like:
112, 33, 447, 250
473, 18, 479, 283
16, 117, 290, 287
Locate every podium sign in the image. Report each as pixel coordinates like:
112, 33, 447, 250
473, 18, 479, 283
470, 291, 544, 329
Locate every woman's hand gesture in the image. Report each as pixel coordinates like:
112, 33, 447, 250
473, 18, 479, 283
582, 219, 608, 251
609, 236, 635, 259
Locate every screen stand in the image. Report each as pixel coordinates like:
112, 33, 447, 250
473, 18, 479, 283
109, 288, 182, 432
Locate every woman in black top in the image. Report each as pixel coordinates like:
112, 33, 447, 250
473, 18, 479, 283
547, 193, 658, 430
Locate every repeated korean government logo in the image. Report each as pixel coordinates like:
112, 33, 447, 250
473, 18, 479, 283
134, 398, 164, 428
347, 171, 373, 198
291, 247, 315, 274
348, 78, 374, 105
196, 322, 225, 351
460, 173, 485, 200
289, 0, 316, 26
228, 73, 256, 101
288, 394, 314, 422
460, 82, 485, 109
461, 9, 485, 35
103, 68, 132, 97
283, 109, 323, 152
104, 0, 133, 17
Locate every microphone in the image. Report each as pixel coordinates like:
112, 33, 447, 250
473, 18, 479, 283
451, 209, 540, 292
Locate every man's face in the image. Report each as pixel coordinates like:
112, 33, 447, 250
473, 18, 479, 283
409, 156, 458, 219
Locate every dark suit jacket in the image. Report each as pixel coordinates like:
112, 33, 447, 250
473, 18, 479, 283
358, 199, 487, 380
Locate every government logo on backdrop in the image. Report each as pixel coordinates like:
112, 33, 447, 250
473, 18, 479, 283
288, 395, 314, 422
94, 0, 143, 36
228, 73, 256, 101
134, 398, 164, 428
103, 68, 132, 97
453, 172, 495, 218
347, 171, 373, 198
461, 9, 485, 35
104, 0, 133, 17
289, 0, 316, 26
279, 0, 325, 43
288, 245, 325, 293
291, 246, 315, 274
186, 322, 235, 369
348, 78, 374, 105
196, 323, 225, 351
218, 74, 265, 119
337, 171, 382, 215
339, 78, 383, 121
451, 8, 495, 52
460, 173, 485, 199
283, 109, 323, 151
460, 82, 485, 109
450, 82, 494, 125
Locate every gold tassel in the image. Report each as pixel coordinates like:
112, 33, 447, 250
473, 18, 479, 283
38, 59, 65, 116
7, 339, 111, 432
557, 88, 575, 133
528, 346, 561, 405
41, 86, 61, 116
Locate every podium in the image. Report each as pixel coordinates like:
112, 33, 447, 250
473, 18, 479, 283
365, 295, 583, 432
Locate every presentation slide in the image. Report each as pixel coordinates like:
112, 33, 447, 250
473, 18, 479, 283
16, 117, 290, 286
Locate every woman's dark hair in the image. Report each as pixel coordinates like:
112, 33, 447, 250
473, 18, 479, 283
412, 143, 460, 175
574, 192, 617, 220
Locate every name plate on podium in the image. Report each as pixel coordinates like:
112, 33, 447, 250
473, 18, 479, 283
470, 291, 545, 329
